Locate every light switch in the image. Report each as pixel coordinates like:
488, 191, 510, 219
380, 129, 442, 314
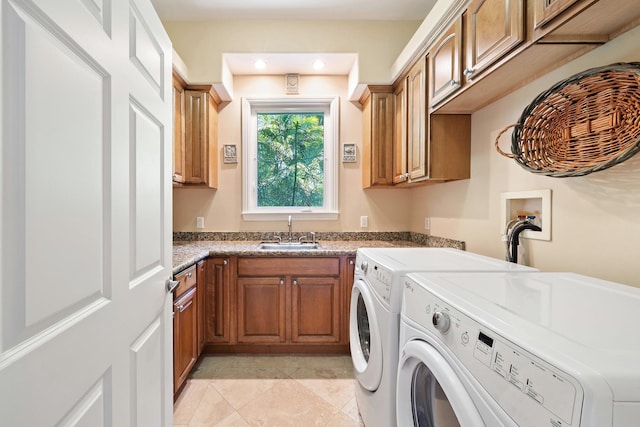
196, 217, 205, 229
360, 216, 368, 228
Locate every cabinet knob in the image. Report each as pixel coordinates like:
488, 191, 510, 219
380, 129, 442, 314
279, 278, 285, 285
223, 259, 228, 265
463, 68, 475, 80
349, 259, 354, 265
187, 272, 192, 278
293, 279, 298, 286
449, 79, 456, 86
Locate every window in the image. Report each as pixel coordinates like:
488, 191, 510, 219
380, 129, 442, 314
242, 97, 339, 220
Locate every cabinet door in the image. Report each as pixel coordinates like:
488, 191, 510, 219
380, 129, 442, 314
291, 276, 341, 343
407, 57, 428, 181
173, 287, 198, 394
237, 277, 286, 343
172, 72, 186, 184
533, 0, 581, 29
393, 80, 408, 184
184, 90, 208, 185
429, 17, 463, 106
343, 257, 356, 344
371, 92, 394, 185
196, 260, 206, 355
428, 114, 471, 181
205, 257, 232, 344
362, 88, 394, 187
464, 0, 525, 81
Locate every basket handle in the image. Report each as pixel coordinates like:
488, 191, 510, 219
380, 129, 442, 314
495, 123, 519, 158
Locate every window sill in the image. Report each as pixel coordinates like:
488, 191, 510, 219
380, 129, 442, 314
242, 211, 340, 221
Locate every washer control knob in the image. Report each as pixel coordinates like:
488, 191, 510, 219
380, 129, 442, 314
360, 261, 369, 273
432, 311, 450, 333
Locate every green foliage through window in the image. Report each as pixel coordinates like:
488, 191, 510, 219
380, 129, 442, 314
257, 113, 324, 207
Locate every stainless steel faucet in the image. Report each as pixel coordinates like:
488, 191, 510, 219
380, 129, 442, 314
287, 215, 293, 243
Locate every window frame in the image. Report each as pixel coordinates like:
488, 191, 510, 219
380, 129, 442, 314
241, 97, 339, 221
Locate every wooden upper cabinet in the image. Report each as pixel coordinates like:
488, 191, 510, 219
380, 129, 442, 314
173, 80, 219, 189
532, 0, 640, 43
172, 71, 186, 184
184, 90, 209, 185
429, 17, 463, 106
362, 87, 394, 188
392, 79, 408, 184
428, 114, 471, 182
533, 0, 581, 30
464, 0, 525, 82
407, 57, 428, 181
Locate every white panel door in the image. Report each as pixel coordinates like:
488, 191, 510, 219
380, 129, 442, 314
0, 0, 173, 425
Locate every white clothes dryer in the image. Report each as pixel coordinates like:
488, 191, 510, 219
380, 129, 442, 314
397, 271, 640, 427
350, 248, 536, 427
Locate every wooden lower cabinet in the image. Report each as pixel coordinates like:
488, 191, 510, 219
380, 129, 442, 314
200, 255, 352, 353
291, 276, 341, 343
204, 257, 233, 344
237, 276, 286, 343
173, 286, 198, 394
196, 260, 206, 355
199, 256, 347, 353
343, 256, 356, 344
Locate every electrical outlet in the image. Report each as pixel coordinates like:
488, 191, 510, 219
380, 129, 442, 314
424, 217, 430, 230
360, 216, 368, 228
196, 217, 205, 229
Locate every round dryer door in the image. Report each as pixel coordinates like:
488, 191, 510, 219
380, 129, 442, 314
350, 278, 383, 391
397, 340, 485, 427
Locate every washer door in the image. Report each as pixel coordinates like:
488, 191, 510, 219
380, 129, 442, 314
350, 277, 383, 391
397, 340, 484, 427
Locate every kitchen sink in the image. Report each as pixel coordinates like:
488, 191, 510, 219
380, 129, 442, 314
257, 242, 321, 250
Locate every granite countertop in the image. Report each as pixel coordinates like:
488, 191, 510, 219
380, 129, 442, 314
171, 232, 465, 275
172, 239, 422, 275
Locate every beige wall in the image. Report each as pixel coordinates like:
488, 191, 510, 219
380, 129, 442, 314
169, 18, 640, 287
163, 20, 420, 85
409, 25, 640, 287
173, 74, 412, 233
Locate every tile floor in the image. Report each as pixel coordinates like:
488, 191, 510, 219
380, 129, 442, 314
173, 355, 364, 426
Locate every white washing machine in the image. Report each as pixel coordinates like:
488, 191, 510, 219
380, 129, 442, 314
397, 271, 640, 427
350, 248, 536, 427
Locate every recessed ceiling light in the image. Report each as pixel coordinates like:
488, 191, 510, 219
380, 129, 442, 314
255, 59, 266, 70
313, 60, 325, 71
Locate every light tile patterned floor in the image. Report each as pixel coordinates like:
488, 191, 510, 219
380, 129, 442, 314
174, 355, 364, 427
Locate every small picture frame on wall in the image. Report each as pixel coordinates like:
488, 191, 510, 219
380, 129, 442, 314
223, 144, 237, 164
342, 143, 356, 163
285, 74, 299, 95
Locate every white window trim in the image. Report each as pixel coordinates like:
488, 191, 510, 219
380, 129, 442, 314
241, 97, 339, 221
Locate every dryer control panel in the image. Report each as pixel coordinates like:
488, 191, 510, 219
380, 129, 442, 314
355, 255, 393, 307
402, 278, 585, 427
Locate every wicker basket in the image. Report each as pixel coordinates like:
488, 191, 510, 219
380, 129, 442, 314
495, 62, 640, 177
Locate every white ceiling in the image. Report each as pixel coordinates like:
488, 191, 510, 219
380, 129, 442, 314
151, 0, 435, 21
154, 0, 437, 76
